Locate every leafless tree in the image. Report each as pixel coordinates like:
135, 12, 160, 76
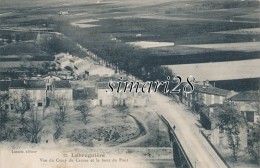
13, 93, 30, 125
0, 95, 9, 137
52, 96, 69, 140
75, 102, 90, 125
248, 120, 260, 166
24, 107, 43, 143
53, 96, 69, 124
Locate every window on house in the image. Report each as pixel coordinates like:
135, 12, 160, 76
10, 104, 14, 110
219, 96, 223, 104
5, 104, 9, 110
209, 108, 213, 117
246, 111, 254, 122
241, 111, 245, 117
47, 85, 52, 91
38, 102, 43, 107
241, 111, 254, 122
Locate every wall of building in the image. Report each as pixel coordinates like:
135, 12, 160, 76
198, 92, 225, 105
27, 89, 46, 107
54, 89, 73, 106
97, 89, 113, 106
211, 126, 248, 150
233, 101, 259, 123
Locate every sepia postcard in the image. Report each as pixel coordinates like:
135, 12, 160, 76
0, 0, 259, 168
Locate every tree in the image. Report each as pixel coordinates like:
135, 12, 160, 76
248, 120, 260, 166
13, 93, 30, 126
53, 109, 64, 140
24, 107, 43, 143
53, 96, 68, 124
0, 95, 9, 138
248, 90, 260, 165
52, 96, 69, 140
216, 102, 245, 162
75, 102, 90, 125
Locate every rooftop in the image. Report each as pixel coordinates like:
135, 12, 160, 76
26, 80, 45, 89
9, 80, 46, 89
195, 84, 230, 96
54, 80, 71, 88
229, 91, 259, 102
96, 82, 109, 89
9, 80, 26, 88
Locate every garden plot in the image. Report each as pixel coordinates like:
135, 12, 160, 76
65, 106, 141, 147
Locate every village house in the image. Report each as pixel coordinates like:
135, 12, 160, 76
25, 80, 47, 108
181, 81, 232, 112
228, 91, 260, 123
96, 82, 114, 106
8, 80, 27, 111
95, 76, 148, 107
52, 80, 73, 106
2, 78, 73, 111
180, 81, 250, 149
8, 80, 47, 109
200, 104, 248, 150
228, 91, 260, 148
196, 90, 259, 150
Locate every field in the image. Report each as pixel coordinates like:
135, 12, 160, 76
166, 59, 260, 81
0, 1, 259, 167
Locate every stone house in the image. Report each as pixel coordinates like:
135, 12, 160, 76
4, 79, 73, 111
95, 77, 148, 107
181, 81, 232, 112
52, 80, 73, 106
200, 104, 248, 150
228, 91, 259, 123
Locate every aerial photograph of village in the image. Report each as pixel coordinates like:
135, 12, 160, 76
0, 0, 259, 167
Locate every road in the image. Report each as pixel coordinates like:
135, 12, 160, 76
148, 92, 227, 168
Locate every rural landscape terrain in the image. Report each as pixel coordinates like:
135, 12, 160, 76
0, 0, 259, 168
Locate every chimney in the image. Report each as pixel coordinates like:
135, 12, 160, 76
203, 81, 206, 88
24, 80, 28, 85
203, 80, 209, 88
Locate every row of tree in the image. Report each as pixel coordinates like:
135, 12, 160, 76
54, 21, 174, 84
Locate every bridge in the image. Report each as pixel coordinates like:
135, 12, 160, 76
150, 92, 229, 168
